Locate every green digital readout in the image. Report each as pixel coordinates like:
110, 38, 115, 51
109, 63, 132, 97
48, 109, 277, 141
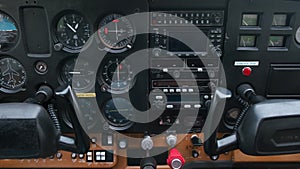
268, 36, 285, 47
239, 35, 256, 47
242, 14, 258, 26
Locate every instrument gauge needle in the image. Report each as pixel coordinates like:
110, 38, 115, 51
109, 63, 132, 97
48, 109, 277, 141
67, 23, 77, 33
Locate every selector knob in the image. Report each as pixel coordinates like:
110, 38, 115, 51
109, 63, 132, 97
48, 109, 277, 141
166, 134, 177, 147
141, 136, 154, 151
167, 148, 185, 169
140, 157, 157, 169
191, 134, 202, 146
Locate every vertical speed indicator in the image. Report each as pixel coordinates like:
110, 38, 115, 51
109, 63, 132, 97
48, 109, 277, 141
98, 14, 135, 53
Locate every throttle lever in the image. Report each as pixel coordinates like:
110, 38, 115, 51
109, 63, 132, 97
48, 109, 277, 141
55, 85, 90, 153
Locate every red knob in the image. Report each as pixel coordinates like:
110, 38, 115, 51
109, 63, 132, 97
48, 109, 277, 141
242, 67, 252, 76
167, 148, 185, 169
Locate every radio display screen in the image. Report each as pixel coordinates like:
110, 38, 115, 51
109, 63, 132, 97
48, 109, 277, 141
168, 32, 208, 52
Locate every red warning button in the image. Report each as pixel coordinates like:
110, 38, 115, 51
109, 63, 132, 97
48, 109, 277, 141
242, 67, 252, 76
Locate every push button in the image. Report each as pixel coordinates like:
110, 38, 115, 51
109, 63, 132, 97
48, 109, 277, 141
242, 67, 252, 76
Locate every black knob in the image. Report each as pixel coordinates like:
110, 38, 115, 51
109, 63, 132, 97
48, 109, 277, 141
191, 134, 202, 146
205, 100, 211, 109
140, 157, 157, 169
192, 150, 199, 158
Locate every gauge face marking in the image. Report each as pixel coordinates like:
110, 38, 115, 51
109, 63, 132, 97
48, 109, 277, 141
55, 12, 91, 52
98, 14, 135, 51
0, 12, 18, 52
0, 57, 26, 90
61, 58, 95, 90
100, 58, 134, 92
102, 97, 134, 129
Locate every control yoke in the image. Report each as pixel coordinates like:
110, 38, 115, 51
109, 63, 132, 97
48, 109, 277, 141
204, 84, 300, 156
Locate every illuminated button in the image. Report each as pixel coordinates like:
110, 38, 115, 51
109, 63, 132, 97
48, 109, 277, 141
163, 89, 169, 93
194, 104, 202, 108
107, 135, 113, 145
184, 105, 192, 108
169, 89, 175, 93
182, 89, 187, 93
188, 89, 194, 92
156, 96, 163, 100
167, 105, 174, 109
86, 151, 93, 162
91, 137, 97, 144
242, 67, 252, 76
176, 89, 181, 92
56, 152, 62, 159
197, 68, 203, 72
204, 95, 209, 99
71, 153, 77, 159
163, 68, 168, 72
79, 154, 84, 159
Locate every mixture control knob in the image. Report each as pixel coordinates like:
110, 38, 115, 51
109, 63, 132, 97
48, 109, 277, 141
141, 136, 154, 151
166, 134, 177, 147
140, 157, 157, 169
167, 148, 185, 169
191, 134, 202, 146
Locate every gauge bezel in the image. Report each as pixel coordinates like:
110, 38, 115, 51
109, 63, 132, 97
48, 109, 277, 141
101, 97, 134, 131
295, 27, 300, 45
53, 10, 92, 53
58, 56, 95, 91
98, 57, 135, 94
96, 13, 136, 53
0, 56, 26, 93
0, 11, 20, 52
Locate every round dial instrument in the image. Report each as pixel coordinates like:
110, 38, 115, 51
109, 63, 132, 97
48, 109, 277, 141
100, 58, 134, 93
0, 57, 26, 91
60, 57, 95, 91
55, 12, 91, 53
98, 14, 135, 52
102, 97, 134, 130
63, 99, 97, 130
296, 27, 300, 44
0, 12, 19, 52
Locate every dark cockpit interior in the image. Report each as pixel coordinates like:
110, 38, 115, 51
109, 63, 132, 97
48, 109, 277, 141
0, 0, 300, 168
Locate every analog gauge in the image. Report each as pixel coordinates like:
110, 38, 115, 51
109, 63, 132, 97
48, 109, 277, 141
98, 14, 135, 52
54, 11, 91, 53
102, 97, 134, 130
0, 57, 26, 92
0, 12, 19, 52
60, 57, 95, 91
100, 58, 134, 93
295, 27, 300, 44
224, 108, 241, 129
63, 98, 97, 130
